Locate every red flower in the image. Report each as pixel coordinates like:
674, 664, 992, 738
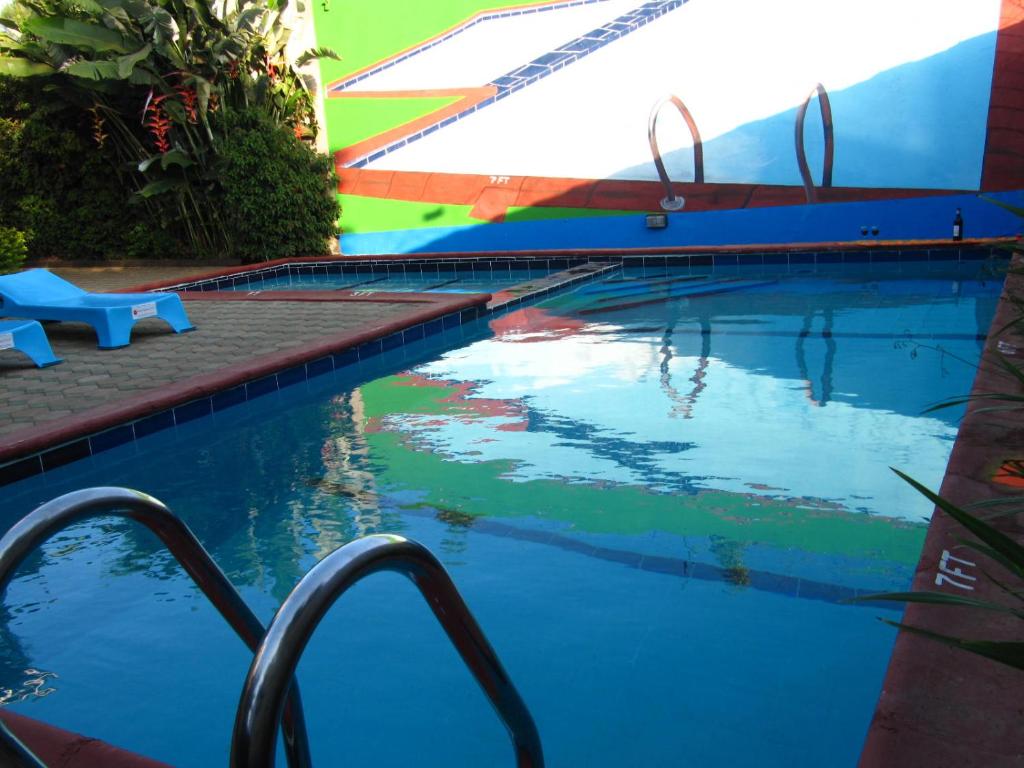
145, 94, 171, 153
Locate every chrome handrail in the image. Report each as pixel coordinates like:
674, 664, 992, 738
0, 487, 312, 768
231, 534, 544, 768
0, 719, 45, 768
648, 95, 704, 211
794, 83, 835, 203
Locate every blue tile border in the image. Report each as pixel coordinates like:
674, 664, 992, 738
157, 246, 1005, 295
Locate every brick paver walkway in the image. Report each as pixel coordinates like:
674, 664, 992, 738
0, 265, 485, 460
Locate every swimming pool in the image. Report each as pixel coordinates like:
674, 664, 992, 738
0, 260, 1003, 766
173, 258, 565, 295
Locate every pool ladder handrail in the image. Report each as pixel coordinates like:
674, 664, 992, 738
648, 95, 704, 211
795, 83, 835, 203
231, 534, 544, 768
0, 487, 313, 768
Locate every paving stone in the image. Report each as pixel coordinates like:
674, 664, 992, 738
0, 264, 463, 441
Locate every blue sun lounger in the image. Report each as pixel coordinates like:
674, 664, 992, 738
0, 319, 62, 367
0, 269, 195, 349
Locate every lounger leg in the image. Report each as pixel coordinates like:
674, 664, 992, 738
156, 296, 196, 334
13, 323, 62, 368
96, 319, 132, 350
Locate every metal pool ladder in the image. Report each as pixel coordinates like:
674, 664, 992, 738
648, 95, 704, 211
0, 488, 543, 768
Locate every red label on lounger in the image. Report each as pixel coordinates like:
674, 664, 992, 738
131, 302, 157, 320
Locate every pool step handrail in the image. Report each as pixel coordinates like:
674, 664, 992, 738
795, 83, 835, 203
648, 95, 704, 211
0, 719, 45, 768
0, 487, 313, 768
230, 534, 545, 768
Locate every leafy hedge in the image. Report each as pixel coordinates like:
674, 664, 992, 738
0, 225, 27, 274
0, 79, 339, 263
215, 109, 340, 263
0, 78, 176, 261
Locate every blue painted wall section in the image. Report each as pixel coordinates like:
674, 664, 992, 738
341, 192, 1024, 255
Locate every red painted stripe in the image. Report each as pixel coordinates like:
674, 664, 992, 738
981, 0, 1024, 190
336, 168, 965, 216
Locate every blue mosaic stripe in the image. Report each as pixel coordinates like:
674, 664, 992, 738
344, 0, 686, 169
158, 246, 1003, 293
329, 0, 604, 94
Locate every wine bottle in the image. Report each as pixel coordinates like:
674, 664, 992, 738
953, 208, 963, 241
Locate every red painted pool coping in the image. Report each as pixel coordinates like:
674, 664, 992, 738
0, 710, 171, 767
859, 259, 1024, 766
0, 291, 488, 466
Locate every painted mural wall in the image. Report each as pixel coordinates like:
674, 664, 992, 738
311, 0, 1024, 255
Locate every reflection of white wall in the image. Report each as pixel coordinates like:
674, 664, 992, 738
364, 0, 1000, 189
343, 0, 640, 92
402, 331, 956, 522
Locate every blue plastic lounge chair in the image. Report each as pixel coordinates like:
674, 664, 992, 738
0, 319, 62, 367
0, 269, 195, 349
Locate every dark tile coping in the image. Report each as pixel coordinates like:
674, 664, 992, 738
123, 241, 1011, 295
859, 257, 1024, 765
0, 291, 489, 485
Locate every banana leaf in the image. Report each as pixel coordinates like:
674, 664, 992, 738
22, 16, 130, 52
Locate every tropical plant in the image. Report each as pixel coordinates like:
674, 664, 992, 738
0, 224, 27, 272
0, 0, 339, 260
861, 469, 1024, 671
216, 107, 338, 262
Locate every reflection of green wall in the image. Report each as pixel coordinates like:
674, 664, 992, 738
340, 195, 631, 233
357, 379, 926, 563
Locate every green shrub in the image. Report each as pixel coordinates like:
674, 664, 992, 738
0, 77, 180, 261
215, 109, 340, 263
0, 226, 27, 274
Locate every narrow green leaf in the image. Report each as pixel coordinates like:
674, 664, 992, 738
851, 590, 1023, 617
0, 55, 55, 76
958, 540, 1024, 580
138, 178, 184, 197
116, 42, 150, 78
22, 16, 129, 53
160, 148, 193, 169
294, 46, 339, 68
894, 469, 1024, 572
138, 156, 159, 173
69, 0, 107, 15
880, 619, 1024, 671
980, 194, 1024, 221
65, 58, 121, 80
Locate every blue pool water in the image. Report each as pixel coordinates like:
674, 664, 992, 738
221, 264, 556, 293
0, 261, 1003, 766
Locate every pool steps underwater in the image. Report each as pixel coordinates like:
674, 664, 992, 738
0, 488, 544, 768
